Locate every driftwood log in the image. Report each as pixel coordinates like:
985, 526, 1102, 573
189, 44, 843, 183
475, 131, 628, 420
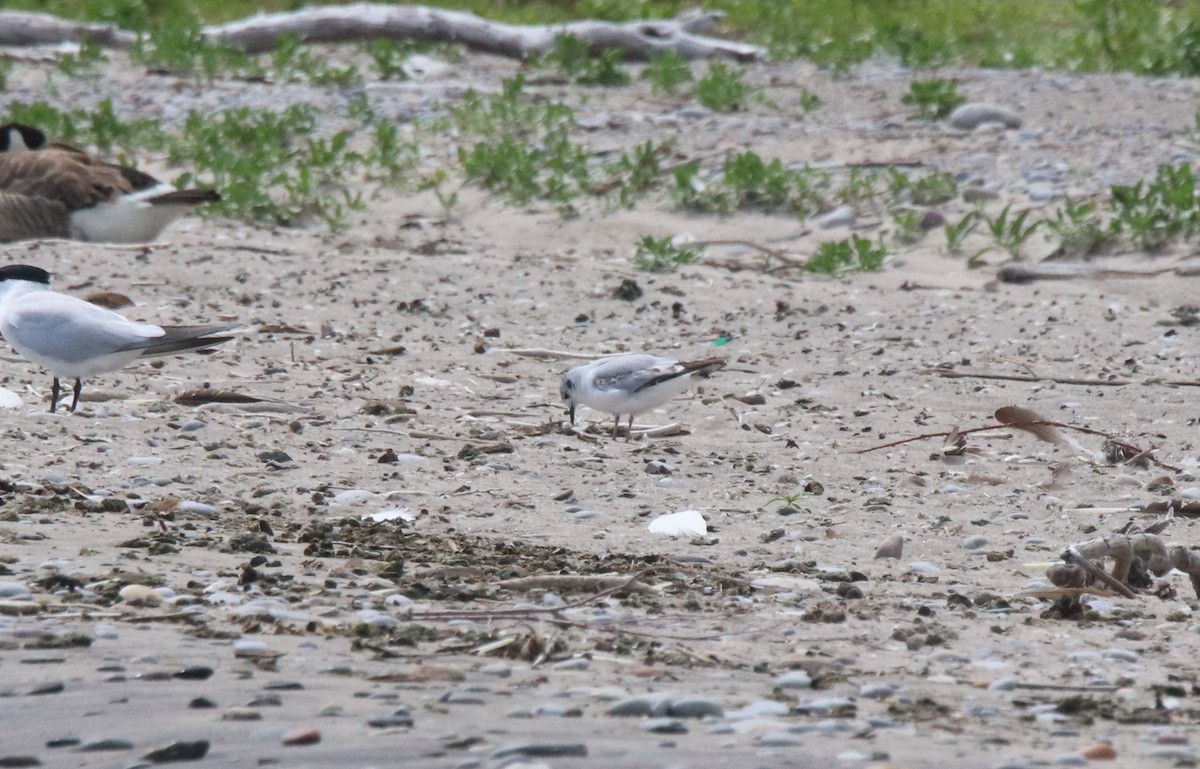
0, 5, 765, 62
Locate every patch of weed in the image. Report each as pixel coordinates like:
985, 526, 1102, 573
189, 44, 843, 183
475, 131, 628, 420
169, 104, 365, 230
1109, 163, 1200, 250
983, 203, 1041, 258
642, 49, 692, 94
1047, 197, 1109, 258
943, 211, 980, 256
535, 33, 630, 86
633, 234, 698, 273
806, 235, 888, 274
696, 61, 754, 112
130, 15, 259, 81
271, 34, 359, 86
901, 78, 965, 120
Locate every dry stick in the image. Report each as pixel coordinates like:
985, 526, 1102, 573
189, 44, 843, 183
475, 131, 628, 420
1062, 545, 1137, 599
934, 368, 1200, 389
689, 239, 808, 270
489, 347, 603, 360
931, 369, 1132, 387
856, 418, 1179, 472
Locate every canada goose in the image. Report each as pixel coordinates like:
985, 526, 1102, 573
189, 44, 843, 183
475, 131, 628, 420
0, 122, 220, 243
0, 264, 237, 413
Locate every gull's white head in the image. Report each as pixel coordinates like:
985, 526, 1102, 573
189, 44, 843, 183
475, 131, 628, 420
560, 367, 583, 424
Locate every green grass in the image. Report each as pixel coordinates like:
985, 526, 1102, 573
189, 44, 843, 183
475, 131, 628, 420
11, 0, 1200, 76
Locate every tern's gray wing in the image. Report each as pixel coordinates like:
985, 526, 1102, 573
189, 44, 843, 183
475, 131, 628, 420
588, 355, 674, 393
6, 297, 162, 361
135, 324, 237, 357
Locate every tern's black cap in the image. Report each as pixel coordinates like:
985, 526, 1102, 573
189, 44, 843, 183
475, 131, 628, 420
0, 123, 47, 152
0, 265, 51, 285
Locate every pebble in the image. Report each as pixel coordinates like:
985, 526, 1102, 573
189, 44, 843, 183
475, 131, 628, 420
188, 697, 216, 709
118, 585, 161, 605
667, 698, 723, 718
917, 209, 945, 229
25, 682, 64, 695
641, 718, 688, 734
263, 681, 304, 691
962, 187, 1000, 202
774, 671, 813, 689
281, 728, 320, 746
606, 693, 672, 717
949, 103, 1022, 130
45, 738, 79, 749
0, 582, 29, 598
727, 700, 790, 719
757, 731, 803, 746
77, 738, 134, 752
962, 536, 989, 550
908, 561, 939, 575
874, 534, 903, 559
222, 708, 262, 721
0, 758, 40, 767
859, 683, 895, 699
1027, 183, 1063, 201
368, 708, 414, 728
818, 205, 856, 229
142, 740, 209, 763
1078, 743, 1116, 760
178, 501, 216, 516
1150, 746, 1196, 759
1102, 648, 1138, 662
1052, 753, 1089, 766
988, 677, 1018, 692
489, 744, 588, 759
172, 666, 213, 681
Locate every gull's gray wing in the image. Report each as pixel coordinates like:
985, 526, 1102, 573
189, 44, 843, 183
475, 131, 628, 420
588, 354, 675, 393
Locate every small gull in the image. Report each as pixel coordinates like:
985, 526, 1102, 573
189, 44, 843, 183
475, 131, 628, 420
559, 353, 725, 438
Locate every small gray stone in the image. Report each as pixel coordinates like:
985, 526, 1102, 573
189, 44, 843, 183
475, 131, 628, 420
1027, 183, 1063, 202
0, 757, 41, 767
489, 743, 588, 759
874, 534, 903, 560
917, 209, 945, 230
606, 693, 672, 717
757, 731, 803, 746
988, 678, 1018, 692
949, 103, 1021, 130
142, 740, 209, 763
667, 698, 723, 719
962, 187, 1000, 203
859, 683, 895, 700
818, 205, 856, 229
962, 536, 989, 550
1102, 648, 1138, 662
774, 671, 812, 689
641, 718, 688, 734
0, 582, 29, 598
77, 738, 135, 752
1051, 753, 1088, 766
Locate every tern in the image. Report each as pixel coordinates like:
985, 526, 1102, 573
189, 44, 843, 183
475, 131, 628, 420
559, 354, 725, 438
0, 122, 220, 243
0, 264, 237, 413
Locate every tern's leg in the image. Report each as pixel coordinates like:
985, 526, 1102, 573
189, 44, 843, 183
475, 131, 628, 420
69, 378, 82, 413
611, 414, 620, 438
626, 414, 634, 442
49, 378, 61, 413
